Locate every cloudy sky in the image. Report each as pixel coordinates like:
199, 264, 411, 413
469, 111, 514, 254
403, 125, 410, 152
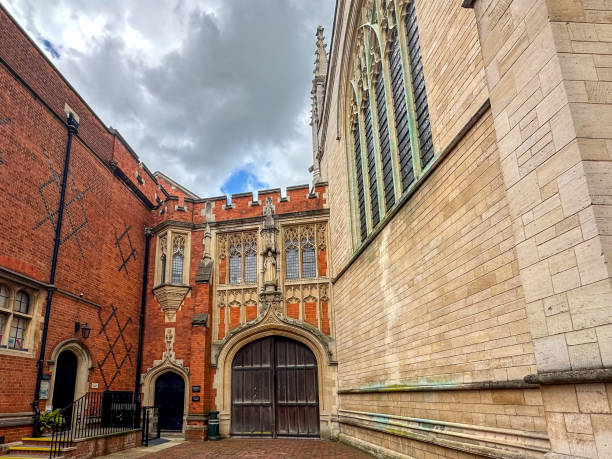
3, 0, 334, 197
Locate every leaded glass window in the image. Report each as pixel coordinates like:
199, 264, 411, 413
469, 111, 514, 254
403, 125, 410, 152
301, 236, 316, 279
285, 231, 299, 279
0, 313, 6, 343
218, 232, 258, 285
172, 235, 185, 284
160, 254, 167, 284
229, 242, 242, 284
14, 291, 29, 314
244, 240, 257, 284
346, 0, 434, 249
0, 282, 34, 352
8, 316, 27, 350
0, 285, 9, 309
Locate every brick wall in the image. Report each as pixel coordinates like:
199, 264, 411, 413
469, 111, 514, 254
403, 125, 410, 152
0, 6, 154, 442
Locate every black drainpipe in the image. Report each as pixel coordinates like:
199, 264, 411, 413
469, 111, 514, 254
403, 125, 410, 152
134, 228, 151, 396
32, 114, 79, 436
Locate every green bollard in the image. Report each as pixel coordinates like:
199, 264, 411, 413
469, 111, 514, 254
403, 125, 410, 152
207, 411, 220, 441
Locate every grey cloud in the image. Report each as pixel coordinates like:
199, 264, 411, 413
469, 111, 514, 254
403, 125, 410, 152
4, 0, 334, 196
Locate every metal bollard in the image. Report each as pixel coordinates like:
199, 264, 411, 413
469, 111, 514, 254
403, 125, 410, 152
207, 411, 220, 441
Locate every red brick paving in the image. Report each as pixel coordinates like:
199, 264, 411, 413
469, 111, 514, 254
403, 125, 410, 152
142, 438, 373, 458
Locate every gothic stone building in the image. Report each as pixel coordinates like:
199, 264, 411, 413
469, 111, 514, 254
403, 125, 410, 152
2, 0, 612, 458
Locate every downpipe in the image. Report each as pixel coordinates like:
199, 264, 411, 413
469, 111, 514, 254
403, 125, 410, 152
32, 114, 79, 436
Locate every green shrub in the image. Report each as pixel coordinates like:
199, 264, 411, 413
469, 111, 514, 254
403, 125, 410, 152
39, 410, 66, 433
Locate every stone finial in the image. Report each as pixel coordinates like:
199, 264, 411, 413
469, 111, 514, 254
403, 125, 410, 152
314, 26, 328, 78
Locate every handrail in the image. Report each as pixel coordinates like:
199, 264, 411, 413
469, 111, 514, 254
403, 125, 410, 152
48, 391, 141, 457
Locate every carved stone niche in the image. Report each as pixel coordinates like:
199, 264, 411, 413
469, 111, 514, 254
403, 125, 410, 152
153, 284, 191, 322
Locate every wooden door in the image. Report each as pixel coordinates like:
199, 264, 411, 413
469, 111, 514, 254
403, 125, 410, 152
154, 372, 185, 431
231, 336, 274, 436
231, 336, 319, 437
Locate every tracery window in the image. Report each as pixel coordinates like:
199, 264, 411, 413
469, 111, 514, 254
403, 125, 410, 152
0, 283, 36, 352
218, 231, 258, 285
156, 231, 190, 286
284, 225, 325, 280
347, 0, 433, 248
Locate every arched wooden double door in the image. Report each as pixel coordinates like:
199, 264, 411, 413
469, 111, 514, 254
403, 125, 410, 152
231, 336, 319, 437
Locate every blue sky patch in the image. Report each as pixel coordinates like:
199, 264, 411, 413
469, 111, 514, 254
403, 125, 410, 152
221, 167, 268, 197
40, 36, 60, 58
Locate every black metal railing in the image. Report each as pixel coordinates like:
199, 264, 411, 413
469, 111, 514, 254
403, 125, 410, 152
141, 406, 160, 446
49, 391, 141, 457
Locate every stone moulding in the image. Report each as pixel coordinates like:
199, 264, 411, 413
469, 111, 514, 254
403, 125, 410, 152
152, 283, 191, 322
338, 379, 538, 393
339, 409, 550, 459
524, 368, 612, 385
211, 299, 336, 367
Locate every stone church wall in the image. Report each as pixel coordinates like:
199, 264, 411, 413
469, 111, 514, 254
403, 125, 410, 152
321, 0, 547, 457
322, 0, 612, 457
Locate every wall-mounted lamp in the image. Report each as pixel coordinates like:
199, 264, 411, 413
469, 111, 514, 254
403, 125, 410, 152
74, 321, 91, 339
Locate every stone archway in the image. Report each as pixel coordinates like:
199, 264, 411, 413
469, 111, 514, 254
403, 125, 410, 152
46, 339, 93, 411
213, 319, 338, 439
231, 335, 320, 437
141, 365, 190, 434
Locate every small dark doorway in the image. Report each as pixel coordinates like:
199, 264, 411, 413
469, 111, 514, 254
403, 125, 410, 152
52, 350, 78, 410
154, 372, 185, 431
231, 336, 319, 437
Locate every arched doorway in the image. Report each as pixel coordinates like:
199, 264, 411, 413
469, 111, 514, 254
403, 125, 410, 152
52, 350, 78, 410
154, 372, 185, 431
231, 336, 319, 437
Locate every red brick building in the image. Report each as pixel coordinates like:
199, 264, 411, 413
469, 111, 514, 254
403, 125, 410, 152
0, 4, 333, 450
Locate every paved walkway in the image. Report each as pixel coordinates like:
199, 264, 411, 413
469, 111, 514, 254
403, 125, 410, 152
102, 438, 372, 458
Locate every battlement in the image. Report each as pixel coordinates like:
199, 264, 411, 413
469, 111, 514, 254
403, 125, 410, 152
155, 182, 328, 225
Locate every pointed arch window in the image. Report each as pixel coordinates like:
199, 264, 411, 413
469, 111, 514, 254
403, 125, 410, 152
346, 0, 434, 250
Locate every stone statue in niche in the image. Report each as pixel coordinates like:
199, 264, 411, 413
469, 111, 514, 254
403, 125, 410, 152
261, 196, 279, 293
264, 252, 277, 285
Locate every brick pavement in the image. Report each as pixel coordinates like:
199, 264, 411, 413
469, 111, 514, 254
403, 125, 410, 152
139, 438, 373, 458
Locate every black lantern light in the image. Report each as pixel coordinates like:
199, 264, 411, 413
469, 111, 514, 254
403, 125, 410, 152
74, 321, 92, 339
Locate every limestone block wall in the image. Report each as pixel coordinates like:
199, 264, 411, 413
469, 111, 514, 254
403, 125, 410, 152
319, 0, 553, 456
472, 0, 612, 456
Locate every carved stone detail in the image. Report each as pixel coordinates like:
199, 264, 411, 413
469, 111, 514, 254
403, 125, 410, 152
152, 284, 191, 322
141, 327, 189, 383
261, 197, 280, 293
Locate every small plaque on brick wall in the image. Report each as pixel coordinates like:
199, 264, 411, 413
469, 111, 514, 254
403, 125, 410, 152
192, 396, 200, 402
192, 386, 200, 393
